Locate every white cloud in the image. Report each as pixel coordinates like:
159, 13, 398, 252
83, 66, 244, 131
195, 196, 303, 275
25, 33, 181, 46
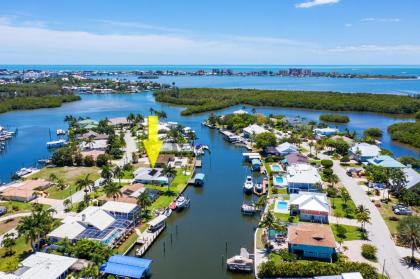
95, 20, 186, 34
296, 0, 340, 9
345, 23, 352, 27
360, 17, 401, 23
328, 44, 420, 53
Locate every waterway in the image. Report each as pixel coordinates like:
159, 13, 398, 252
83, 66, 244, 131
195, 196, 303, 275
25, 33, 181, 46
0, 90, 419, 278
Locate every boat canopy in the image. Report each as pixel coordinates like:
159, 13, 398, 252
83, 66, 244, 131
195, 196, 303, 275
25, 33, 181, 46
148, 215, 167, 227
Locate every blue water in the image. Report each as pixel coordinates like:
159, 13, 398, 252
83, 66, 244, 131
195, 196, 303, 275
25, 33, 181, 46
271, 165, 281, 172
2, 65, 420, 94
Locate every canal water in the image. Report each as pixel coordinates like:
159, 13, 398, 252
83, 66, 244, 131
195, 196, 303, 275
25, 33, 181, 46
0, 92, 419, 278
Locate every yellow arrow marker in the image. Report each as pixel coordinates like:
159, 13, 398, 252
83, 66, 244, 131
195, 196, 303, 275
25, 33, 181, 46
143, 115, 163, 168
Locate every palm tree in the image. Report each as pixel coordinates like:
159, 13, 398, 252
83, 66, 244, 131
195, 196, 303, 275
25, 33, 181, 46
56, 177, 66, 191
137, 191, 152, 217
17, 206, 56, 251
113, 165, 123, 185
127, 113, 135, 125
255, 195, 267, 210
398, 216, 420, 266
76, 174, 94, 199
162, 165, 177, 192
260, 211, 276, 230
103, 183, 122, 201
101, 165, 113, 184
340, 188, 350, 206
356, 208, 371, 235
135, 113, 144, 125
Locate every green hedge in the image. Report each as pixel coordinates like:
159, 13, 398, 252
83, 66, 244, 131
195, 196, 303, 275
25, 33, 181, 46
258, 260, 379, 278
388, 122, 420, 149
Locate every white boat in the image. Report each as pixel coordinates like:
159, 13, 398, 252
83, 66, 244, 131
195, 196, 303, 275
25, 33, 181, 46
241, 203, 258, 215
175, 196, 190, 210
15, 167, 36, 177
243, 176, 253, 194
46, 139, 66, 148
254, 183, 263, 194
56, 129, 66, 136
163, 208, 172, 217
226, 248, 254, 272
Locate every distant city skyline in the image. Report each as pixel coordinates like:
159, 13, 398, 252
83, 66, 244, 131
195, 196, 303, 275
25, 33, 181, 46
1, 0, 420, 64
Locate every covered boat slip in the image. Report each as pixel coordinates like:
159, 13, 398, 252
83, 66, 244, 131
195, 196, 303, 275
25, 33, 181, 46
100, 255, 152, 279
148, 214, 167, 232
242, 152, 261, 161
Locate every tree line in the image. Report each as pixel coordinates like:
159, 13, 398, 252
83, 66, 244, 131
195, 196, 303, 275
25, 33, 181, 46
154, 88, 420, 116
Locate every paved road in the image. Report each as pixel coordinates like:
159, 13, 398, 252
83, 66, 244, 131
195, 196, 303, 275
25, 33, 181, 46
0, 212, 31, 223
114, 131, 137, 167
330, 159, 416, 279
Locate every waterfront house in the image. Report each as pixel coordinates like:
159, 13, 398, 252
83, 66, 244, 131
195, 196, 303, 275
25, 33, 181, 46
289, 192, 330, 223
233, 109, 248, 115
161, 143, 193, 153
0, 252, 78, 279
133, 167, 169, 185
313, 127, 338, 138
108, 117, 130, 128
275, 142, 298, 156
221, 130, 241, 143
155, 154, 175, 168
367, 155, 405, 168
242, 124, 267, 138
283, 153, 309, 166
100, 183, 145, 204
100, 255, 152, 279
79, 139, 108, 151
77, 119, 99, 129
0, 179, 51, 202
349, 143, 381, 162
48, 201, 139, 247
77, 131, 109, 141
286, 164, 322, 194
287, 223, 336, 261
314, 272, 364, 279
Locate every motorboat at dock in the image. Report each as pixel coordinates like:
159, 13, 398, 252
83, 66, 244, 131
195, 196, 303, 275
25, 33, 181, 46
226, 248, 254, 272
175, 195, 190, 211
243, 176, 253, 194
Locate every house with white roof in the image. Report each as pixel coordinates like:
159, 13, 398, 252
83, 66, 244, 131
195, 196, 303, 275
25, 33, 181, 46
79, 139, 108, 151
313, 127, 338, 138
349, 143, 381, 162
48, 201, 139, 247
286, 164, 322, 194
290, 192, 330, 223
403, 167, 420, 190
0, 252, 77, 279
275, 142, 298, 156
133, 167, 169, 185
233, 109, 248, 115
242, 124, 267, 138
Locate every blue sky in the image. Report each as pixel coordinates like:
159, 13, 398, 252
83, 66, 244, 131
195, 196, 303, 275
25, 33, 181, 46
1, 0, 419, 64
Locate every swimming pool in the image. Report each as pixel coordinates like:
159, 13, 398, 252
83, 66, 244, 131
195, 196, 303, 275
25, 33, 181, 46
270, 164, 282, 173
273, 175, 287, 187
274, 200, 289, 213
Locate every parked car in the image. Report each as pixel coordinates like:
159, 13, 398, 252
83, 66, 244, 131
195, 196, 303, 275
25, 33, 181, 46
392, 204, 406, 211
394, 207, 412, 215
0, 206, 7, 216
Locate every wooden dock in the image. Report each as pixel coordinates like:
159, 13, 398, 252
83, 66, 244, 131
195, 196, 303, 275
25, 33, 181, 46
135, 226, 165, 256
195, 159, 202, 168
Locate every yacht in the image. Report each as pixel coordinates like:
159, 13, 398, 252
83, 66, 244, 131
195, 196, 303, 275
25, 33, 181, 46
241, 203, 258, 215
175, 196, 190, 210
243, 176, 253, 194
15, 167, 36, 177
46, 139, 67, 149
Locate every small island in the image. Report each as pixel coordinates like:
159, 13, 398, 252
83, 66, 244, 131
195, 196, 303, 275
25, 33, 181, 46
319, 114, 350, 123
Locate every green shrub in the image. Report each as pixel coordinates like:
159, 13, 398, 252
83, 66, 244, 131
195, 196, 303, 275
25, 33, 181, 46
364, 128, 383, 138
83, 155, 95, 167
340, 155, 350, 163
321, 159, 334, 168
361, 244, 377, 261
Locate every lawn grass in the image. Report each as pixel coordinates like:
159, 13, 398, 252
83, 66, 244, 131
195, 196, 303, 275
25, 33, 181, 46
0, 235, 32, 272
0, 201, 34, 216
256, 228, 265, 249
376, 200, 399, 236
330, 197, 357, 219
29, 166, 100, 199
330, 224, 364, 241
115, 232, 138, 254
